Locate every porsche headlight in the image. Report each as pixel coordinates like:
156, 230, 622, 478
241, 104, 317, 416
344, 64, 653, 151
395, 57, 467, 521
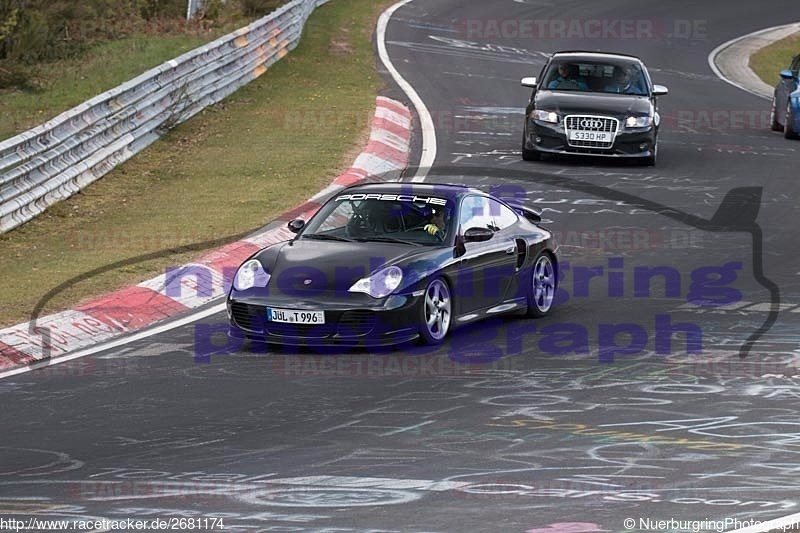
349, 266, 403, 298
532, 109, 559, 123
233, 259, 270, 291
625, 115, 653, 128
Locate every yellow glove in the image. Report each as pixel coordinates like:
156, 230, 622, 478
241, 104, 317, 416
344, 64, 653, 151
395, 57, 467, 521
424, 224, 438, 235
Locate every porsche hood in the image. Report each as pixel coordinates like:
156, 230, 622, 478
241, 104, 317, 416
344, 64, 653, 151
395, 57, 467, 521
253, 239, 439, 295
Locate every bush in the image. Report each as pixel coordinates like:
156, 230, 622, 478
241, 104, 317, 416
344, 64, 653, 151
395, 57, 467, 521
136, 0, 187, 20
0, 0, 282, 90
0, 60, 40, 90
238, 0, 283, 17
0, 1, 87, 64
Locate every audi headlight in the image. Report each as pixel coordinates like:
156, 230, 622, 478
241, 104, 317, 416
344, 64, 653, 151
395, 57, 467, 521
625, 115, 653, 128
233, 259, 271, 291
349, 266, 403, 298
532, 109, 559, 123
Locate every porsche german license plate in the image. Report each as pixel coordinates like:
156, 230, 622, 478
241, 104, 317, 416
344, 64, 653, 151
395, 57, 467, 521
568, 130, 612, 142
267, 308, 325, 324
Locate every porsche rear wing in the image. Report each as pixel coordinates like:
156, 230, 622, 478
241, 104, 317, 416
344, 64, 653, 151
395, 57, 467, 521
504, 199, 543, 223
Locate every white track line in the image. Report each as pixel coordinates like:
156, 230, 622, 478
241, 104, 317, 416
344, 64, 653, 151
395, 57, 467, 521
377, 0, 435, 182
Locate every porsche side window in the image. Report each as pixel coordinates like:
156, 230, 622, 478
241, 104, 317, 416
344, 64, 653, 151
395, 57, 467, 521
460, 196, 496, 232
490, 199, 518, 230
458, 196, 476, 228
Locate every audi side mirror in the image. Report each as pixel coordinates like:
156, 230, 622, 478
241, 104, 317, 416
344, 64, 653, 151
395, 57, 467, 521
652, 84, 668, 96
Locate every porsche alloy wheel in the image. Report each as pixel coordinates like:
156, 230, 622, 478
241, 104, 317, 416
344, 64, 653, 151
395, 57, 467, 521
527, 253, 555, 317
419, 278, 452, 344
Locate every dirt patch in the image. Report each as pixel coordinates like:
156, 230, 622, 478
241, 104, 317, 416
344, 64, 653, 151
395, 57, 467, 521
328, 27, 353, 55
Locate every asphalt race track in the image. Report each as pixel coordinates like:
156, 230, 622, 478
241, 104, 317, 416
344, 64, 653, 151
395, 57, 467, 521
2, 1, 800, 532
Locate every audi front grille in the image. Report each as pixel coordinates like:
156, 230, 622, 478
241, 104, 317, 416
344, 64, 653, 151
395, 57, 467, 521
564, 115, 619, 149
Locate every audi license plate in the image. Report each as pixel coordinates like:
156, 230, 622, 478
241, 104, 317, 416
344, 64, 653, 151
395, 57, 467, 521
568, 130, 611, 142
267, 308, 325, 324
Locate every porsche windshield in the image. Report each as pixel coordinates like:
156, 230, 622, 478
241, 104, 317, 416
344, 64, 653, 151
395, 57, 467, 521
301, 194, 455, 245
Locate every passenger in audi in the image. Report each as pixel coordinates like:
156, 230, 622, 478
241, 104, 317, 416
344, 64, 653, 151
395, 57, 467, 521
604, 66, 647, 95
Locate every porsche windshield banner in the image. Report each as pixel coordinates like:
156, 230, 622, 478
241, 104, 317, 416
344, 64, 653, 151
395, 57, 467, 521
334, 193, 448, 206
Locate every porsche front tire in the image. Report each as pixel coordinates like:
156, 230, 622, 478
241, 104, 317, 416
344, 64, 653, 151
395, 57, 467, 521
418, 278, 452, 345
527, 252, 556, 318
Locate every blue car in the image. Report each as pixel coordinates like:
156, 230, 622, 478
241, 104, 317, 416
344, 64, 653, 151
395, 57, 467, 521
770, 53, 800, 139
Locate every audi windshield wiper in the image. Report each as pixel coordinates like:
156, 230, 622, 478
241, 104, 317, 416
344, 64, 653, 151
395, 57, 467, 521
302, 233, 354, 242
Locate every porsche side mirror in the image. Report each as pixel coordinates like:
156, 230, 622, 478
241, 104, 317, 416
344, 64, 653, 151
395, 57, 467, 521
288, 218, 305, 233
463, 227, 494, 243
780, 69, 795, 80
652, 84, 668, 96
521, 76, 538, 88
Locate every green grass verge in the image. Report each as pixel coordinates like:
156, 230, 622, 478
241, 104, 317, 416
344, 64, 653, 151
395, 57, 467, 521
749, 31, 800, 87
0, 0, 393, 327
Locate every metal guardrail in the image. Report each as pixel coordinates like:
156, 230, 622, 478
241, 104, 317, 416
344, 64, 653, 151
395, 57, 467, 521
0, 0, 327, 233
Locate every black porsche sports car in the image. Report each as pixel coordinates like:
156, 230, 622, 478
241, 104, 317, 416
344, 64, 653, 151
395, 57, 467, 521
227, 183, 559, 347
520, 51, 668, 165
